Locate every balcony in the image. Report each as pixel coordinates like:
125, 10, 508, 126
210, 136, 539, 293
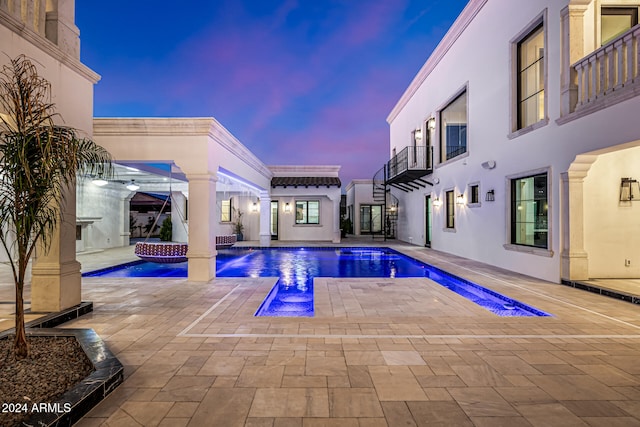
569, 25, 640, 117
386, 145, 433, 191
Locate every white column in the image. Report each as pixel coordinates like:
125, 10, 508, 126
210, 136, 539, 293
186, 173, 217, 282
331, 196, 341, 243
560, 6, 585, 115
259, 191, 271, 247
31, 183, 81, 311
560, 171, 589, 281
120, 192, 134, 246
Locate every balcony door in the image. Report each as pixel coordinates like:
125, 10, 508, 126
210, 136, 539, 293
602, 7, 638, 45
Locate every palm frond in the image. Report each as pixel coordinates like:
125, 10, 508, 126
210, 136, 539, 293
0, 55, 114, 357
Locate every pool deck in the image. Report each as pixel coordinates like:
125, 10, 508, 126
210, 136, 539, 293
2, 238, 640, 426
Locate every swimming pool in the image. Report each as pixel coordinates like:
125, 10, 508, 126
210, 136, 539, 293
83, 247, 550, 318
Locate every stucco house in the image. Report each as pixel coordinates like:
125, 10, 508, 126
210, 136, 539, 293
0, 0, 97, 312
383, 0, 640, 284
1, 1, 343, 306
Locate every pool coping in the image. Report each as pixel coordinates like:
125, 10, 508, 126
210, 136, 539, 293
82, 246, 551, 317
561, 279, 640, 305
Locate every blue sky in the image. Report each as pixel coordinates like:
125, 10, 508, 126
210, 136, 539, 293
76, 0, 469, 185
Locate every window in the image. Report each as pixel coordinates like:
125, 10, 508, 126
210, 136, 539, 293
221, 199, 232, 222
296, 200, 320, 224
511, 173, 548, 248
411, 128, 421, 166
440, 91, 467, 162
470, 184, 480, 204
601, 7, 638, 46
517, 24, 544, 130
445, 190, 455, 229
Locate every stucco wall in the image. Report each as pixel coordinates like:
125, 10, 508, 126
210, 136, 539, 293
346, 180, 377, 235
0, 7, 98, 263
76, 181, 129, 251
387, 0, 640, 282
270, 188, 340, 242
584, 147, 640, 278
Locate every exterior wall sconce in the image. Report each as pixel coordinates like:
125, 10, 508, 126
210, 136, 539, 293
126, 180, 140, 191
389, 204, 397, 212
481, 160, 496, 170
456, 194, 465, 205
92, 174, 108, 186
414, 128, 423, 140
284, 202, 292, 213
251, 202, 258, 213
433, 197, 442, 207
427, 117, 436, 130
620, 177, 640, 201
485, 189, 495, 201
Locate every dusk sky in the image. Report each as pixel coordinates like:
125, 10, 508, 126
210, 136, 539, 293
76, 0, 469, 186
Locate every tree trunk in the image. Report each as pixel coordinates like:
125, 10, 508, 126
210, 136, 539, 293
14, 271, 28, 357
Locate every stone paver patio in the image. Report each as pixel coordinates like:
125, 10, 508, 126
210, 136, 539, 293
3, 242, 640, 426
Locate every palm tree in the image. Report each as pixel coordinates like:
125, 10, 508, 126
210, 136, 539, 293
0, 55, 113, 357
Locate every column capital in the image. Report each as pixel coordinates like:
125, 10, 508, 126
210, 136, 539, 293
186, 172, 218, 183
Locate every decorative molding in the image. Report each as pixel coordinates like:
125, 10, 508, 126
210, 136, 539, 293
207, 117, 273, 180
556, 83, 640, 125
93, 117, 274, 183
503, 243, 554, 258
507, 118, 549, 140
386, 0, 488, 123
269, 165, 341, 177
0, 7, 99, 84
93, 117, 216, 136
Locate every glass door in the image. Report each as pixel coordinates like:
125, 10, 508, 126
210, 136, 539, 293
425, 196, 432, 247
360, 205, 383, 234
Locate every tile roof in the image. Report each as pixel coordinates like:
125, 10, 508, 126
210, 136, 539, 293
271, 176, 341, 188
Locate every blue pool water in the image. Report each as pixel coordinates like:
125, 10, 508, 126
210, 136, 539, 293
83, 247, 550, 318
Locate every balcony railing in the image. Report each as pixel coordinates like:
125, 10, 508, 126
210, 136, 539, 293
387, 145, 433, 183
573, 25, 640, 110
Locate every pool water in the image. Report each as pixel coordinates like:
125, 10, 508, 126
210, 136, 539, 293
83, 247, 550, 318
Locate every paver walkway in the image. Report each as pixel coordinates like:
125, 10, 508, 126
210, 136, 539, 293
3, 242, 640, 425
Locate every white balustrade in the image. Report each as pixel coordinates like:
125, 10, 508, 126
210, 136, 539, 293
0, 0, 47, 35
573, 26, 640, 109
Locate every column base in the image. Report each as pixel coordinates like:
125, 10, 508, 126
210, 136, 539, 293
561, 251, 589, 281
187, 251, 217, 282
31, 260, 81, 312
259, 233, 271, 247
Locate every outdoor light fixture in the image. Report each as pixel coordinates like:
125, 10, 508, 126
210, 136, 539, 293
620, 177, 640, 201
485, 189, 495, 202
427, 117, 436, 130
92, 174, 108, 187
126, 180, 140, 191
433, 197, 442, 207
284, 203, 292, 213
456, 194, 465, 205
414, 128, 423, 140
251, 202, 258, 213
390, 204, 397, 212
481, 160, 497, 170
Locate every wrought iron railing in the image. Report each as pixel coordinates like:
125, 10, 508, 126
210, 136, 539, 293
387, 145, 432, 180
